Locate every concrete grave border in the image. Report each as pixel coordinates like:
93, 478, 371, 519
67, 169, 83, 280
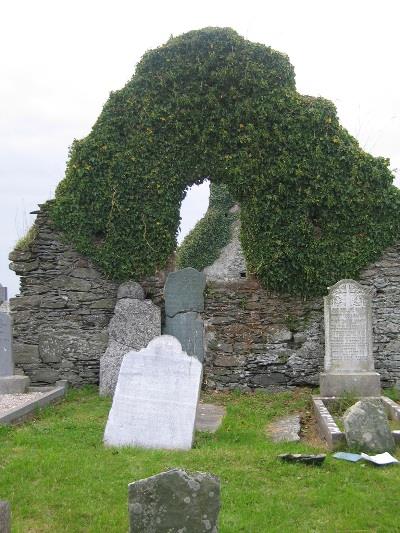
313, 395, 400, 449
0, 380, 68, 425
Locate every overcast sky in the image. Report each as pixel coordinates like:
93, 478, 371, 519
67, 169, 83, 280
1, 0, 399, 297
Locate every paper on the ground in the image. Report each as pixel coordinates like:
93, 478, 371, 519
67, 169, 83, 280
360, 452, 399, 465
333, 452, 362, 462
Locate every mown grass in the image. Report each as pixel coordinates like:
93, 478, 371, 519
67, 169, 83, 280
0, 387, 399, 532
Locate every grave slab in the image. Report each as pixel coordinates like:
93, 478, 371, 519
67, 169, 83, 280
0, 500, 10, 533
267, 414, 301, 442
195, 403, 225, 433
104, 336, 202, 449
128, 469, 220, 533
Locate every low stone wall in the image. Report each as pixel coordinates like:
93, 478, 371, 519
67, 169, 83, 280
9, 205, 165, 386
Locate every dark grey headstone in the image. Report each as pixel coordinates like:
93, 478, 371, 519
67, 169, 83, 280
128, 469, 220, 533
0, 500, 11, 533
0, 285, 7, 304
164, 312, 204, 362
0, 311, 13, 377
343, 399, 395, 453
164, 268, 206, 318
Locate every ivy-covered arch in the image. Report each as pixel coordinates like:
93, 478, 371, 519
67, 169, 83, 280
51, 27, 400, 296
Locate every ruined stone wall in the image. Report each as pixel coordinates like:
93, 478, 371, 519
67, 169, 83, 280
9, 206, 400, 390
9, 205, 165, 386
202, 243, 400, 390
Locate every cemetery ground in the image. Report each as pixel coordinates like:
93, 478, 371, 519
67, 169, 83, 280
0, 387, 399, 533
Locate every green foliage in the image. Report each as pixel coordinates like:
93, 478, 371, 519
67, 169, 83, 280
176, 183, 237, 270
14, 224, 38, 251
51, 27, 400, 295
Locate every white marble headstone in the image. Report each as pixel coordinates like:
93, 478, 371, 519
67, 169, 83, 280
324, 279, 373, 373
104, 335, 202, 450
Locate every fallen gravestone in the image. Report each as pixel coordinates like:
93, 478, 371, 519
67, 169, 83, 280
0, 500, 10, 533
343, 398, 395, 453
104, 336, 202, 449
267, 414, 301, 443
128, 469, 220, 533
195, 403, 226, 433
99, 282, 161, 396
278, 453, 326, 466
320, 279, 380, 397
164, 268, 206, 362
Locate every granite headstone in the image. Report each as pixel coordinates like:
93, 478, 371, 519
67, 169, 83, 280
99, 292, 161, 397
320, 279, 380, 396
104, 336, 202, 449
128, 469, 220, 533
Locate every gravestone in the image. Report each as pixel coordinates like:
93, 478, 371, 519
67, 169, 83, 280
128, 469, 220, 533
164, 268, 205, 361
0, 284, 7, 304
164, 267, 206, 318
0, 500, 11, 533
320, 279, 380, 396
104, 336, 202, 449
99, 284, 161, 397
0, 287, 29, 394
343, 399, 395, 453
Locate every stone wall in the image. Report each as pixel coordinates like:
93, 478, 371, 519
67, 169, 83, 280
9, 205, 165, 386
202, 243, 400, 391
8, 205, 400, 390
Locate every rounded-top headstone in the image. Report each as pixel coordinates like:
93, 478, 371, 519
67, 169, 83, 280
117, 281, 144, 300
164, 268, 206, 318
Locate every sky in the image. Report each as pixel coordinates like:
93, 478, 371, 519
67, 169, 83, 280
1, 0, 399, 297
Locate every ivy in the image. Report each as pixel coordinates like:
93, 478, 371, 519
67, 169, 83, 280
51, 27, 400, 295
176, 183, 237, 271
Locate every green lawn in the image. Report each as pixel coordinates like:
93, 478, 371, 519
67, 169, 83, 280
0, 387, 399, 532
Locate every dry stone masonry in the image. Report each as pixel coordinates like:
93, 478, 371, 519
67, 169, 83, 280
104, 336, 202, 450
128, 469, 220, 533
7, 205, 400, 391
99, 281, 161, 396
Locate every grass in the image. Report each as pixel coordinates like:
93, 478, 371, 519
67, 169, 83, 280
14, 224, 38, 251
0, 387, 399, 532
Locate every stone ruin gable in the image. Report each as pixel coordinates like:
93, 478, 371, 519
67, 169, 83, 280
201, 279, 325, 391
8, 205, 166, 386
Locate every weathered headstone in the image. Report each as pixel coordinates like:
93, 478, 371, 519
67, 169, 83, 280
0, 289, 29, 394
128, 469, 220, 533
164, 267, 206, 318
343, 399, 395, 453
104, 336, 202, 449
0, 284, 7, 305
320, 279, 380, 396
99, 288, 161, 397
164, 312, 204, 362
0, 500, 11, 533
164, 268, 206, 361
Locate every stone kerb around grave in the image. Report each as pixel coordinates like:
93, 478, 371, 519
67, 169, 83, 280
320, 279, 381, 397
104, 335, 202, 450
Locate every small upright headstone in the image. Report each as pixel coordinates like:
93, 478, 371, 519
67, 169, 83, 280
164, 268, 205, 362
0, 284, 7, 304
0, 500, 11, 533
0, 286, 29, 393
128, 469, 220, 533
343, 399, 395, 453
320, 279, 380, 396
104, 336, 202, 449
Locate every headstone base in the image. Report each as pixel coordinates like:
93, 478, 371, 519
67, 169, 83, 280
320, 372, 381, 397
0, 375, 30, 394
